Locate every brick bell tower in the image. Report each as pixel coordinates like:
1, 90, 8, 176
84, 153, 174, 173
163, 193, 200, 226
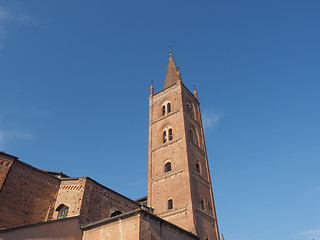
147, 52, 220, 240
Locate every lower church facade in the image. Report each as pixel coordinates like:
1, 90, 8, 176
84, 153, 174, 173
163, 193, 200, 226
0, 53, 221, 240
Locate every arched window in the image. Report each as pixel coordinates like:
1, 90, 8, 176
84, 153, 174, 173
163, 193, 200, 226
201, 199, 205, 210
168, 128, 173, 141
196, 163, 200, 174
56, 204, 69, 219
167, 103, 171, 113
162, 105, 166, 116
163, 131, 167, 143
168, 199, 173, 210
165, 162, 171, 173
110, 210, 122, 217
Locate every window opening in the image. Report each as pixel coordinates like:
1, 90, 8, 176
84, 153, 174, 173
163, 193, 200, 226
163, 131, 167, 143
201, 199, 205, 210
167, 103, 171, 113
165, 162, 171, 173
162, 105, 166, 116
168, 129, 173, 141
56, 204, 69, 219
168, 199, 173, 210
196, 163, 200, 174
110, 210, 122, 217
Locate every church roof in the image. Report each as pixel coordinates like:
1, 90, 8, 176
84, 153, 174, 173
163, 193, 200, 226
163, 53, 182, 89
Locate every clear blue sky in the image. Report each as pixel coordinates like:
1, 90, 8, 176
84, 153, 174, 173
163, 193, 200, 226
1, 1, 319, 239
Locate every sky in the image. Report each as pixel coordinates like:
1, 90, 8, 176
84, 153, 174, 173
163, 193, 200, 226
0, 0, 319, 239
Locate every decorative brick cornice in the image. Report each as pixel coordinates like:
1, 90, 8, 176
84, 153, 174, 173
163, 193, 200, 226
158, 206, 187, 218
190, 170, 210, 187
152, 138, 182, 153
152, 168, 184, 183
195, 208, 215, 223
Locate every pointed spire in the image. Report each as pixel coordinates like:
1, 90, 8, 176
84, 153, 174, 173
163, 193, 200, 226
163, 52, 182, 89
193, 85, 198, 99
221, 234, 225, 240
150, 81, 154, 97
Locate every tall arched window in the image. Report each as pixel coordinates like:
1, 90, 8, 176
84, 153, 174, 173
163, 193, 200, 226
162, 105, 166, 116
168, 199, 173, 210
165, 162, 171, 173
56, 204, 69, 219
167, 103, 171, 113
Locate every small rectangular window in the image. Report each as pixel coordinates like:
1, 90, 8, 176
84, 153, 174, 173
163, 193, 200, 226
168, 129, 173, 141
168, 199, 173, 210
163, 131, 167, 143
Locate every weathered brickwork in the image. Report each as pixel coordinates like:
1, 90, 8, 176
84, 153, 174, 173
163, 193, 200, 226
140, 211, 199, 240
0, 159, 60, 229
79, 178, 141, 224
0, 153, 15, 191
52, 178, 86, 220
82, 212, 140, 240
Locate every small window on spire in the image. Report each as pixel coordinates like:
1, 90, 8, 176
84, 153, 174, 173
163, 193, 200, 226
162, 105, 166, 116
165, 162, 171, 173
167, 103, 171, 113
168, 199, 173, 210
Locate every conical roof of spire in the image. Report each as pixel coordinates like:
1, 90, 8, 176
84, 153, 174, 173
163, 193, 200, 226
163, 52, 182, 89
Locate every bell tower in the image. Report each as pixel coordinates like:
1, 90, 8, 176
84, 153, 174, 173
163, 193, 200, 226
147, 52, 220, 240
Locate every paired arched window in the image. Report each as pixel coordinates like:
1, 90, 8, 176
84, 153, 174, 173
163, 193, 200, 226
161, 102, 172, 116
110, 210, 122, 217
165, 162, 171, 173
56, 204, 69, 219
163, 127, 173, 143
168, 199, 173, 210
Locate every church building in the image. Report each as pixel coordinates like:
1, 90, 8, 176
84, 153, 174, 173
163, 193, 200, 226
0, 53, 221, 240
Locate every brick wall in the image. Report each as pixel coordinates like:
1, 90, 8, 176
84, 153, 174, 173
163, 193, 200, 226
0, 160, 60, 229
0, 153, 15, 191
79, 178, 140, 224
